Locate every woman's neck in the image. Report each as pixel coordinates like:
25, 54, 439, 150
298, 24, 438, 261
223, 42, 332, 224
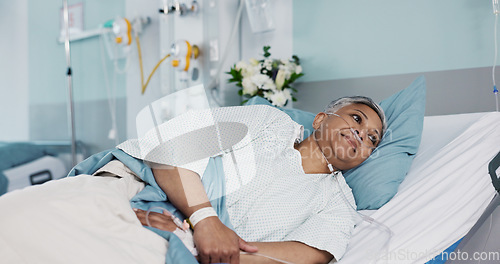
295, 136, 334, 174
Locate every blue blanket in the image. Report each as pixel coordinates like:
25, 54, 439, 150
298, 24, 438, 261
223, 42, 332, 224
68, 148, 233, 264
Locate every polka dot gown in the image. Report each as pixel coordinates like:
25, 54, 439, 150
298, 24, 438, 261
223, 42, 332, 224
118, 105, 356, 259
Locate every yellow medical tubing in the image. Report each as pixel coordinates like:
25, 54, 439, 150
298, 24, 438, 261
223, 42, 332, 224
136, 35, 171, 94
125, 18, 132, 45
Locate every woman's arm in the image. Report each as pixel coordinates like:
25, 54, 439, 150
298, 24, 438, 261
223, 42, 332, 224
150, 166, 257, 264
136, 203, 332, 264
240, 241, 334, 264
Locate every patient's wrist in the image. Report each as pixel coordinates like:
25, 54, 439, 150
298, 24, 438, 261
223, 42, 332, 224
189, 207, 218, 229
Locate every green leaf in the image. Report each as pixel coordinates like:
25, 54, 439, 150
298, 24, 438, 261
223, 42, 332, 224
288, 72, 304, 83
238, 89, 243, 96
263, 46, 271, 58
241, 99, 249, 105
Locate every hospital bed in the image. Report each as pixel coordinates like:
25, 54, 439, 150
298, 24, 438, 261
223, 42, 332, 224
0, 141, 86, 195
339, 111, 500, 264
0, 110, 498, 264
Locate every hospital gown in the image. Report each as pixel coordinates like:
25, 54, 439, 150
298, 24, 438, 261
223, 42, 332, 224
118, 105, 357, 260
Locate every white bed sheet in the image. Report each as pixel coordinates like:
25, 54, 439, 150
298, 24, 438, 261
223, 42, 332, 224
0, 172, 168, 264
339, 112, 500, 264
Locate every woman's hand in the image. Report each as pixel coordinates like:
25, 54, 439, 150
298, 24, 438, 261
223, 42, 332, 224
194, 216, 258, 264
134, 208, 178, 232
134, 208, 258, 263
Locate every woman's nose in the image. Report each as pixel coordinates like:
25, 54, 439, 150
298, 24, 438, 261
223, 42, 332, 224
353, 129, 364, 142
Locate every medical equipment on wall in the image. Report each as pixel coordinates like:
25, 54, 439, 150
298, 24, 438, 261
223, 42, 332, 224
136, 38, 200, 94
112, 18, 132, 46
170, 40, 200, 72
97, 17, 147, 144
101, 16, 150, 73
159, 0, 199, 16
100, 14, 201, 93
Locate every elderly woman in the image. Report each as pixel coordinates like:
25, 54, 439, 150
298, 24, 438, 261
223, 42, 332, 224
132, 96, 386, 264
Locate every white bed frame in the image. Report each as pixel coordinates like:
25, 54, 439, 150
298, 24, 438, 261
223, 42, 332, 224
3, 155, 67, 192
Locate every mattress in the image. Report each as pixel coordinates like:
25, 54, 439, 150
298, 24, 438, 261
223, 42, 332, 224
339, 112, 500, 264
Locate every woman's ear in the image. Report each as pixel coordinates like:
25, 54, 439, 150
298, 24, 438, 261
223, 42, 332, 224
312, 112, 328, 130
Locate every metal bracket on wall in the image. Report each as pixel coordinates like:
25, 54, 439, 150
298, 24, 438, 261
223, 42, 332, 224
159, 0, 198, 16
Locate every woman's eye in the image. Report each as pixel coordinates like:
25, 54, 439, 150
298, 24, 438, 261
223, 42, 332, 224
368, 134, 378, 145
352, 114, 362, 124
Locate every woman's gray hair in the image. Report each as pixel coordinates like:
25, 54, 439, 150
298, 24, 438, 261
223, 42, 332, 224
324, 96, 387, 137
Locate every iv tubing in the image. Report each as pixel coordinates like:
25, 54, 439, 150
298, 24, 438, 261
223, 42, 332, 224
493, 14, 497, 89
145, 206, 186, 231
493, 13, 499, 112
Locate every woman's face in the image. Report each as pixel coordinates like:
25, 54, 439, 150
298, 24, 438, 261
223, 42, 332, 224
312, 103, 383, 170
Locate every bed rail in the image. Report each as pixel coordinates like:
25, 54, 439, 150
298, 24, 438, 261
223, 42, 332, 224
489, 150, 500, 193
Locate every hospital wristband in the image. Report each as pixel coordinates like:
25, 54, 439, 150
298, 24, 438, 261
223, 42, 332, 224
188, 207, 218, 228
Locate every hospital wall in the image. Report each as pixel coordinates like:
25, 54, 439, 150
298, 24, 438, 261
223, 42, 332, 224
0, 0, 292, 156
0, 1, 29, 141
292, 0, 499, 115
3, 0, 497, 157
0, 0, 128, 155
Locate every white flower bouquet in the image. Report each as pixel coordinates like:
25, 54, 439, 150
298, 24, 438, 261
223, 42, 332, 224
227, 46, 304, 107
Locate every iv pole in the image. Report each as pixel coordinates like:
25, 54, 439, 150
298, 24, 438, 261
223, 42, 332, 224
63, 0, 77, 167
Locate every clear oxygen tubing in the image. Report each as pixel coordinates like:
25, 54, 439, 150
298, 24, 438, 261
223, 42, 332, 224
493, 12, 499, 112
208, 0, 246, 106
313, 130, 394, 264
